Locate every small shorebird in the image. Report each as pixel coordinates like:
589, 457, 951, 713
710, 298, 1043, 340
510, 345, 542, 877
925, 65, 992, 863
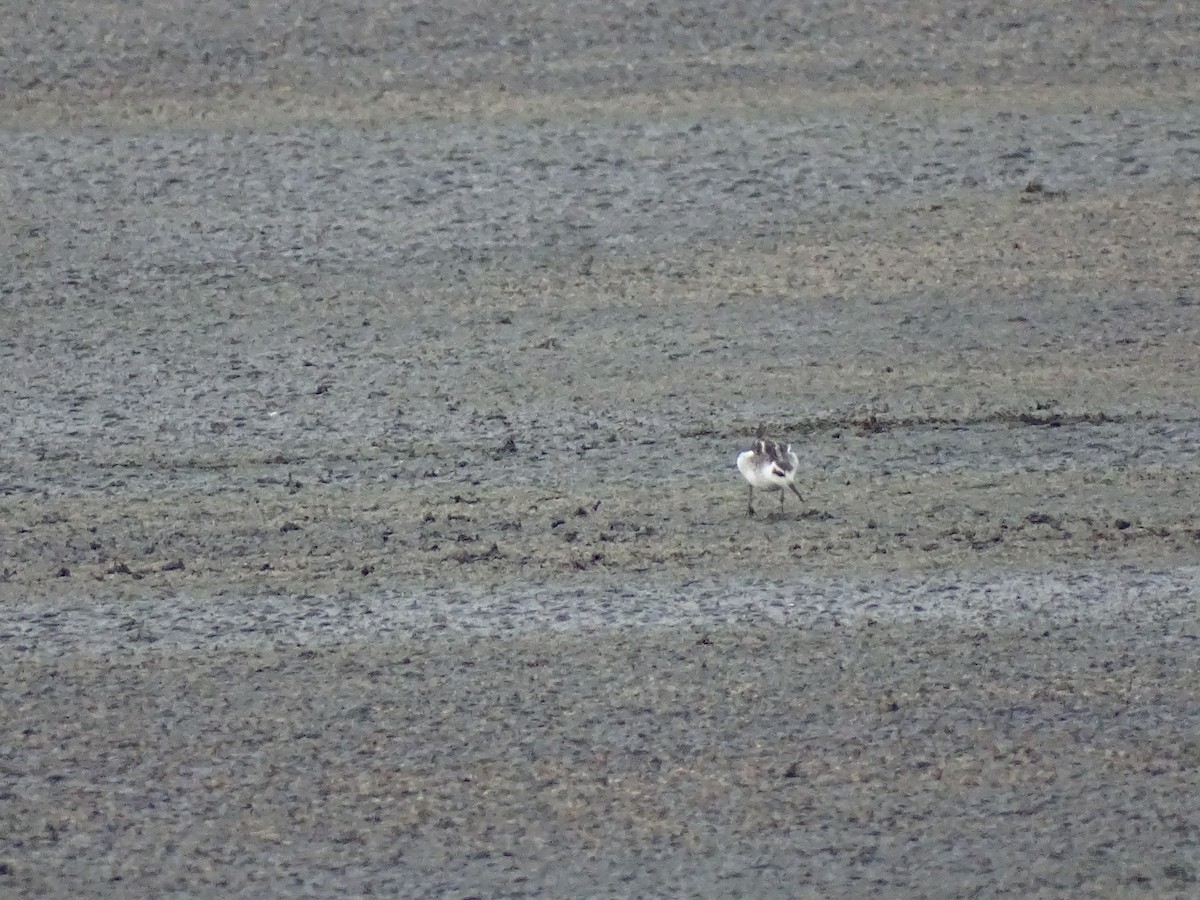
736, 426, 803, 516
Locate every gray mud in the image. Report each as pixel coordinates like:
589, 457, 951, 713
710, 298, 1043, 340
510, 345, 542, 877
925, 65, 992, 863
3, 1, 1200, 896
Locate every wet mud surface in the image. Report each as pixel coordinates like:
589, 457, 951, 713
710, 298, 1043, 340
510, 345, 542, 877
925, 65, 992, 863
3, 1, 1200, 896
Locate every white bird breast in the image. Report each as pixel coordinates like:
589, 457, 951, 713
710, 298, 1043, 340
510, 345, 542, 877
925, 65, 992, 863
737, 451, 789, 490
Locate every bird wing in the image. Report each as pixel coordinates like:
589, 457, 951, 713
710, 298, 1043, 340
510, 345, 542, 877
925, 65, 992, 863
762, 439, 795, 473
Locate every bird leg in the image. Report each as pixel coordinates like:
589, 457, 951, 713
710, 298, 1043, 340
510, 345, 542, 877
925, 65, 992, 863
788, 483, 803, 504
747, 485, 755, 516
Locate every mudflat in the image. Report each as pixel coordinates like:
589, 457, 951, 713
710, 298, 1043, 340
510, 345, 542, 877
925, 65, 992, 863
3, 1, 1199, 896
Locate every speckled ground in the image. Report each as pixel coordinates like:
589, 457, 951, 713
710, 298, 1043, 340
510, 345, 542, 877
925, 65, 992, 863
3, 1, 1200, 896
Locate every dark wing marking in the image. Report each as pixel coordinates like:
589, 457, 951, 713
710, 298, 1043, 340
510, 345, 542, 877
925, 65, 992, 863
760, 438, 795, 473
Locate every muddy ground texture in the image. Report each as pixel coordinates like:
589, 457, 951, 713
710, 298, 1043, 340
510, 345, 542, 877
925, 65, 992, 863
3, 1, 1200, 896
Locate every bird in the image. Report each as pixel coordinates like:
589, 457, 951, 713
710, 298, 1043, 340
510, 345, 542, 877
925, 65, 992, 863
736, 425, 803, 516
